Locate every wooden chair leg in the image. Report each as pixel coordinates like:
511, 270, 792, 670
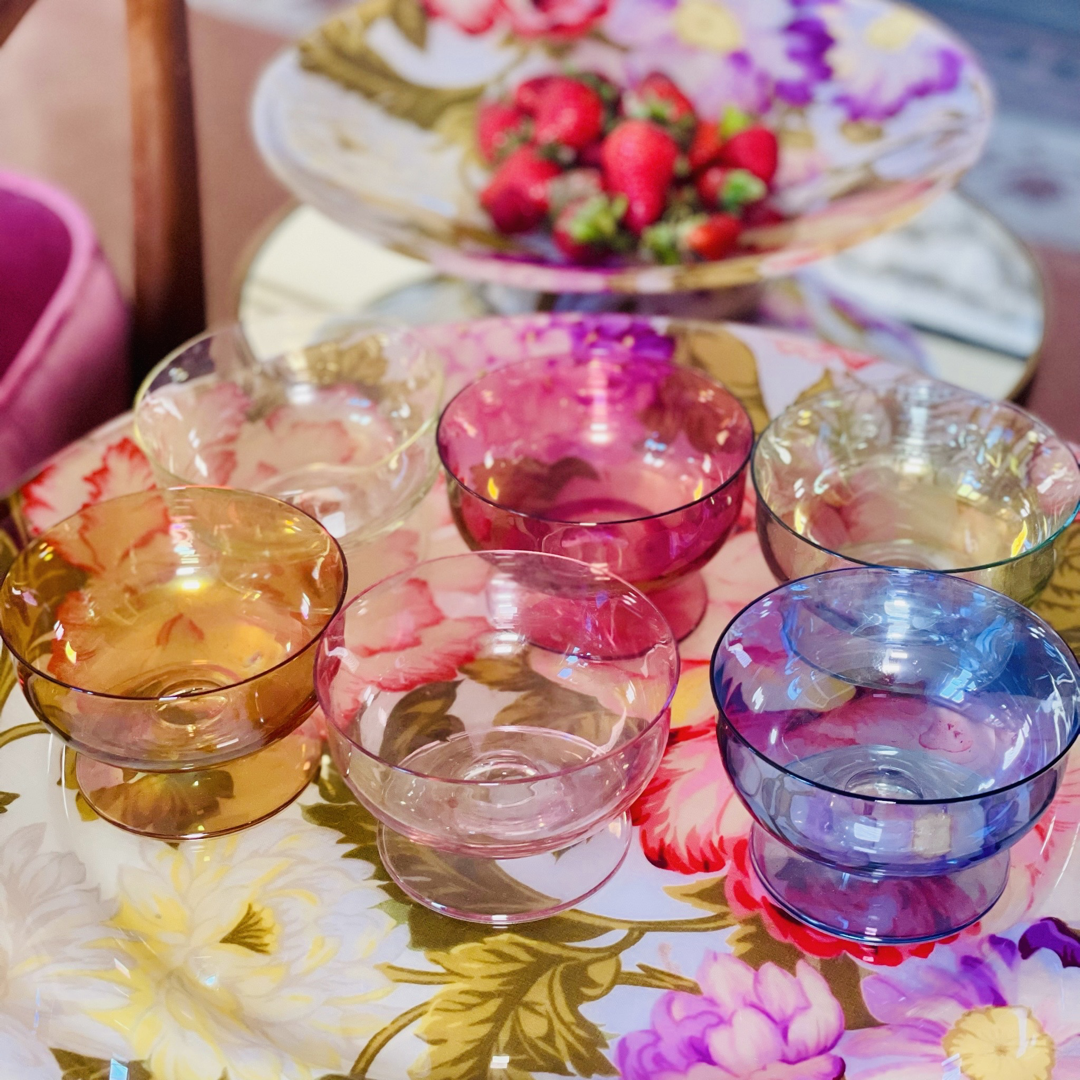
126, 0, 206, 387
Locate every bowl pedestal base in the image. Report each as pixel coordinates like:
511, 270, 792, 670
378, 813, 632, 924
68, 716, 323, 840
749, 825, 1010, 945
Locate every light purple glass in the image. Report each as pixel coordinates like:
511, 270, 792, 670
437, 354, 754, 640
316, 551, 679, 923
711, 567, 1080, 945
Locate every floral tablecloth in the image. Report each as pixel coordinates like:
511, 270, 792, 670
1, 314, 1079, 1080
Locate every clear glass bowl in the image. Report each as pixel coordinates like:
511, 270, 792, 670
0, 487, 347, 839
133, 322, 443, 560
316, 551, 679, 922
711, 566, 1080, 944
437, 353, 753, 639
753, 381, 1080, 604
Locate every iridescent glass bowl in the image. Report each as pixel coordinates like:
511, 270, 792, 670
437, 355, 754, 640
316, 551, 679, 923
753, 381, 1080, 604
0, 487, 347, 839
133, 322, 443, 564
711, 566, 1080, 945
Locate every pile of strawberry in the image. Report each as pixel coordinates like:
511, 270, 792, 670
477, 71, 783, 265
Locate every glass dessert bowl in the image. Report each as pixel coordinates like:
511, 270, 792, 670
316, 550, 679, 922
133, 321, 443, 564
0, 487, 347, 839
711, 566, 1080, 945
437, 353, 754, 639
752, 381, 1080, 604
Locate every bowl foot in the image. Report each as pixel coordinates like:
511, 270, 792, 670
378, 813, 631, 924
749, 825, 1009, 945
647, 572, 709, 642
69, 714, 323, 840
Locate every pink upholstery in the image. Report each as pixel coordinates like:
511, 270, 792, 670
0, 170, 129, 493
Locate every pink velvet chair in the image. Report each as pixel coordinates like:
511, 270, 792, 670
0, 170, 129, 493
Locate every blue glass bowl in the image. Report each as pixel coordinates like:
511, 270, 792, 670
711, 567, 1080, 945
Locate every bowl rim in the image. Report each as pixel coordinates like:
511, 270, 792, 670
436, 353, 755, 525
132, 322, 446, 487
0, 485, 350, 701
316, 549, 681, 785
751, 378, 1080, 576
709, 565, 1080, 807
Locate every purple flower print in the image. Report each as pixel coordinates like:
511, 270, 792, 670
615, 950, 845, 1079
566, 314, 677, 364
841, 921, 1080, 1079
605, 0, 835, 117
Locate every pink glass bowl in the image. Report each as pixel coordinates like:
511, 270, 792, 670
437, 354, 754, 639
316, 551, 679, 922
0, 487, 347, 838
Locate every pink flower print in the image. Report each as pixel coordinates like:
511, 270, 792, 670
423, 0, 609, 36
631, 719, 749, 874
82, 438, 155, 504
324, 577, 489, 706
615, 950, 845, 1080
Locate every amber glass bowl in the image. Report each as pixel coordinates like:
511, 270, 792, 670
0, 487, 347, 838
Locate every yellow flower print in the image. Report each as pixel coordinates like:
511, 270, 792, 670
943, 1006, 1055, 1080
92, 817, 407, 1080
673, 0, 743, 54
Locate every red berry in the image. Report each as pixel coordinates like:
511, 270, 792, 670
552, 193, 626, 264
720, 126, 779, 184
695, 166, 767, 211
477, 101, 529, 164
624, 72, 697, 128
480, 147, 561, 234
685, 213, 742, 260
533, 77, 605, 151
600, 120, 680, 233
513, 76, 555, 115
688, 120, 724, 172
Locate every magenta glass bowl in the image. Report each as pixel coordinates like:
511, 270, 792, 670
315, 551, 679, 923
436, 354, 754, 640
711, 566, 1080, 945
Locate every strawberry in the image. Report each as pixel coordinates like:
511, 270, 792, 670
513, 76, 556, 115
533, 76, 605, 151
600, 120, 680, 233
477, 101, 530, 164
624, 72, 697, 134
553, 193, 628, 263
547, 167, 604, 215
695, 166, 767, 212
720, 126, 779, 184
688, 120, 724, 172
480, 147, 561, 234
684, 213, 743, 260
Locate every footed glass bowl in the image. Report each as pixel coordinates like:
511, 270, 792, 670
752, 381, 1080, 603
437, 353, 753, 639
133, 322, 443, 560
316, 551, 679, 922
711, 566, 1080, 944
0, 487, 347, 839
